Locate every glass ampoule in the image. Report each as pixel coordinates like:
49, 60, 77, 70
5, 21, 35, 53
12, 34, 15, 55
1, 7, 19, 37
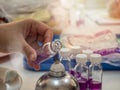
89, 54, 102, 90
70, 46, 82, 75
59, 48, 72, 72
33, 40, 62, 65
75, 54, 88, 90
82, 49, 93, 88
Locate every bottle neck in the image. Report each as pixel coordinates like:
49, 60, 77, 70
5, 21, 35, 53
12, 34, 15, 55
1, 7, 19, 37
75, 63, 88, 71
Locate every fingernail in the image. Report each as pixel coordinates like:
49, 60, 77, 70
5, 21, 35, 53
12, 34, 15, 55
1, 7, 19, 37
33, 64, 40, 71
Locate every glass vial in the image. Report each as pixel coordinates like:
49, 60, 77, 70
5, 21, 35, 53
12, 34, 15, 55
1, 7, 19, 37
75, 54, 88, 90
33, 40, 62, 65
70, 46, 82, 72
59, 48, 72, 72
82, 49, 93, 88
89, 54, 102, 90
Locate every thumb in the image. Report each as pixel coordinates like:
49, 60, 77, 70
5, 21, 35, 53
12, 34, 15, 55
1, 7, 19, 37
22, 42, 37, 61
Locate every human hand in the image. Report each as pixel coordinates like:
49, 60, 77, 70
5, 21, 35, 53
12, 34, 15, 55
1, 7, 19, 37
0, 19, 53, 70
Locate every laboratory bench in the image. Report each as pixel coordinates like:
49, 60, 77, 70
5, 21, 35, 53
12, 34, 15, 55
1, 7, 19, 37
0, 54, 120, 90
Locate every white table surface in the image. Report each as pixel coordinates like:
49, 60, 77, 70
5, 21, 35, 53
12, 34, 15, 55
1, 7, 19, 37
0, 54, 120, 90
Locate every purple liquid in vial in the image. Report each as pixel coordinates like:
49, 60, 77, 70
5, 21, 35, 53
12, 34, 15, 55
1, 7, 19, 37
33, 40, 62, 64
78, 78, 88, 90
34, 52, 50, 64
89, 81, 102, 90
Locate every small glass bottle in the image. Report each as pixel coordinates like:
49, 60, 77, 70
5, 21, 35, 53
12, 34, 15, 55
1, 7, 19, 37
59, 48, 72, 72
70, 46, 82, 74
82, 49, 93, 88
33, 40, 62, 65
89, 54, 102, 90
75, 54, 88, 90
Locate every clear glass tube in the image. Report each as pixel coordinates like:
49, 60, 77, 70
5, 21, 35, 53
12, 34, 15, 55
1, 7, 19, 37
89, 54, 102, 90
74, 54, 88, 90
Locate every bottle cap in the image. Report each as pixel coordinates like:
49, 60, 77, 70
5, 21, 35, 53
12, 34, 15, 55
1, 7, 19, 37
50, 62, 65, 77
90, 54, 102, 63
50, 62, 65, 72
70, 46, 81, 54
82, 49, 93, 58
59, 48, 71, 58
76, 54, 87, 64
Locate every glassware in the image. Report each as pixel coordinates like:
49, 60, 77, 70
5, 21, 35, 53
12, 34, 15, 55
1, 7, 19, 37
0, 67, 22, 90
89, 54, 102, 90
75, 54, 88, 90
69, 46, 82, 75
33, 40, 62, 65
59, 48, 72, 72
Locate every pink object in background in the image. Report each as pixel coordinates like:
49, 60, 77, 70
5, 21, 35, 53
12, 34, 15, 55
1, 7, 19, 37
61, 30, 118, 50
